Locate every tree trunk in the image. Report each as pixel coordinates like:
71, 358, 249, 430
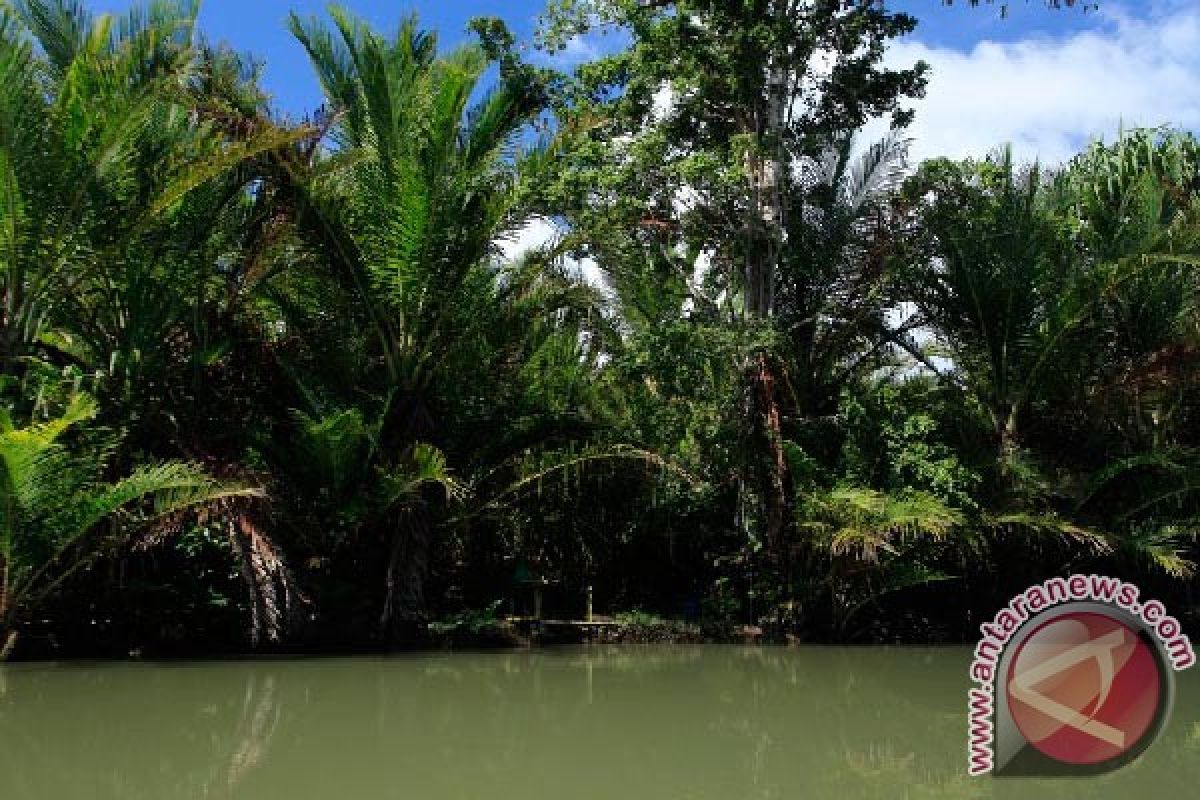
378, 390, 438, 644
994, 406, 1019, 481
752, 353, 789, 557
741, 6, 790, 558
0, 556, 9, 622
381, 505, 431, 646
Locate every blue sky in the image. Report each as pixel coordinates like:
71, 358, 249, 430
84, 1, 1103, 118
88, 1, 1200, 164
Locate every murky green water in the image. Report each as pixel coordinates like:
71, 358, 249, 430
0, 646, 1196, 799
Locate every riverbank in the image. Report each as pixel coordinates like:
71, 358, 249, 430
7, 598, 1196, 661
428, 612, 772, 649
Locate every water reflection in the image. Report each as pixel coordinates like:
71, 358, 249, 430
0, 647, 1195, 799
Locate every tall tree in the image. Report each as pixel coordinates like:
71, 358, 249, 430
538, 0, 927, 555
0, 0, 312, 649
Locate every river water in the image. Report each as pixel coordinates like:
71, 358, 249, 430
0, 646, 1195, 799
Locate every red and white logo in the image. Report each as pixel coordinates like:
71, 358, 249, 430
1006, 612, 1162, 766
966, 575, 1194, 777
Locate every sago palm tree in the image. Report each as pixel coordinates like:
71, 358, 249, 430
781, 132, 913, 420
896, 149, 1087, 469
796, 486, 962, 637
1063, 129, 1200, 450
0, 1, 301, 397
281, 8, 593, 636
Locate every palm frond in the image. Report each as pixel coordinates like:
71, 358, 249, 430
14, 0, 92, 76
1115, 522, 1197, 578
842, 132, 909, 211
985, 511, 1112, 554
800, 487, 962, 563
377, 442, 465, 509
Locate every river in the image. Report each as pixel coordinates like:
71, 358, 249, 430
0, 646, 1195, 798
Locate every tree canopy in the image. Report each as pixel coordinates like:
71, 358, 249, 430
0, 0, 1194, 658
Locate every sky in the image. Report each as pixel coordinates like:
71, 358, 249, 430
84, 0, 1200, 166
878, 0, 1200, 163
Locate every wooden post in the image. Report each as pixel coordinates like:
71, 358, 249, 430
1, 629, 17, 662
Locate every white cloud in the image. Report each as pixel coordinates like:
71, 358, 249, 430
538, 34, 604, 67
875, 2, 1200, 165
497, 217, 604, 288
498, 217, 560, 263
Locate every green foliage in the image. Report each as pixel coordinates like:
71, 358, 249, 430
0, 2, 1196, 653
799, 487, 962, 563
838, 379, 983, 510
612, 608, 667, 627
0, 391, 257, 652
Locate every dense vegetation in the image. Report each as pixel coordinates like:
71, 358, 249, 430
0, 0, 1196, 658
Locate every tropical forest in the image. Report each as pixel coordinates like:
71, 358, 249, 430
0, 0, 1197, 664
